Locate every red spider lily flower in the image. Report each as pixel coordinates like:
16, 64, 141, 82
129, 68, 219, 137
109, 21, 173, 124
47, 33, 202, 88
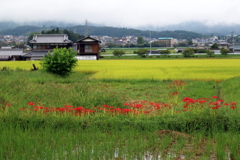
149, 102, 155, 105
182, 97, 195, 103
28, 102, 35, 106
183, 109, 187, 112
20, 108, 25, 110
124, 103, 129, 106
211, 106, 218, 109
5, 103, 11, 107
64, 105, 73, 108
231, 102, 237, 105
224, 103, 229, 106
172, 92, 179, 95
218, 99, 224, 103
35, 106, 45, 109
169, 85, 172, 88
134, 104, 143, 108
175, 111, 179, 113
164, 104, 169, 107
72, 107, 85, 112
197, 100, 206, 103
141, 101, 147, 103
230, 106, 237, 109
33, 109, 39, 111
144, 111, 149, 114
212, 96, 218, 99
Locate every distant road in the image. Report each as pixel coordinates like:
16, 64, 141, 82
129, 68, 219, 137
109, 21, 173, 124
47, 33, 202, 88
101, 52, 240, 56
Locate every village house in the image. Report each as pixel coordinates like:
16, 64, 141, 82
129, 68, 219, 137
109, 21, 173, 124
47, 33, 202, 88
75, 36, 101, 60
24, 34, 73, 60
0, 49, 25, 61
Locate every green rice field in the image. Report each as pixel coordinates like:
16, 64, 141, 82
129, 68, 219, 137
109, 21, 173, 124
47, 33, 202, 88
1, 59, 240, 159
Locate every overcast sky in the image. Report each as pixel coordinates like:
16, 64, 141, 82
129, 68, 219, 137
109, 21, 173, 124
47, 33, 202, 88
1, 0, 240, 27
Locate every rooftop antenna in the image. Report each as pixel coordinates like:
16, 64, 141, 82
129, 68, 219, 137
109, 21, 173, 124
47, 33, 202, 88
84, 20, 89, 37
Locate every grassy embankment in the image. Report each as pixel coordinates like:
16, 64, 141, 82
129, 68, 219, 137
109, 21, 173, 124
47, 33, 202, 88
1, 60, 240, 159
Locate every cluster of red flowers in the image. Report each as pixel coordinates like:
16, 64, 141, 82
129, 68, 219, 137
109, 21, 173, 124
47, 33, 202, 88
20, 102, 95, 116
169, 80, 186, 88
180, 96, 237, 112
3, 80, 238, 116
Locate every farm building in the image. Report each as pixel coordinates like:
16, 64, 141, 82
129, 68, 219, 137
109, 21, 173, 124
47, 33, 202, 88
76, 36, 101, 60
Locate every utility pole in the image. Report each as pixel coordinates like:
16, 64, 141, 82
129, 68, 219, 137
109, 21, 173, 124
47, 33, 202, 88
231, 31, 234, 54
84, 20, 89, 37
149, 31, 152, 55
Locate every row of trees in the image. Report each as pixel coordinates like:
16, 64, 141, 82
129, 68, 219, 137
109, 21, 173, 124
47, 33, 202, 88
112, 48, 231, 58
106, 39, 194, 48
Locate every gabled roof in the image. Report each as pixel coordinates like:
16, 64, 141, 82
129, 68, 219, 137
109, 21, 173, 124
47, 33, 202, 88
0, 49, 24, 56
76, 36, 101, 43
29, 34, 72, 44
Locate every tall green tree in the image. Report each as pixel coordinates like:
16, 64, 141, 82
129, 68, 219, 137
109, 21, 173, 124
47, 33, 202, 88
137, 36, 144, 45
211, 43, 219, 49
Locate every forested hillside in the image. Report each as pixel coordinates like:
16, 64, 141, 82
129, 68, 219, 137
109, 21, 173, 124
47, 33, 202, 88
0, 25, 202, 39
66, 25, 202, 39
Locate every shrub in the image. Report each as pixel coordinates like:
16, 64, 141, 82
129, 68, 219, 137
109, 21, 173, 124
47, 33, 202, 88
206, 49, 215, 57
159, 50, 170, 57
220, 48, 231, 56
135, 49, 148, 57
40, 47, 78, 77
182, 48, 195, 57
112, 50, 125, 58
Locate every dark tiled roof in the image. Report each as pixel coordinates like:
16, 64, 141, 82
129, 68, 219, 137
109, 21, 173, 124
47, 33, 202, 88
0, 49, 24, 56
24, 51, 49, 57
29, 34, 72, 44
76, 36, 101, 43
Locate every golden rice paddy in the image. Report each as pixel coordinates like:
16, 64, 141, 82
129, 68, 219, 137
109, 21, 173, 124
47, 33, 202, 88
2, 59, 240, 80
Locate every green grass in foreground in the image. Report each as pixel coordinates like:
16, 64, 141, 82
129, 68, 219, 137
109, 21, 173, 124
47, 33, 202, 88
1, 69, 240, 159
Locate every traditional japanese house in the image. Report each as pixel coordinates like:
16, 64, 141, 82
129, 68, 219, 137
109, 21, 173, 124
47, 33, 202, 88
25, 34, 73, 60
0, 49, 25, 61
76, 36, 101, 60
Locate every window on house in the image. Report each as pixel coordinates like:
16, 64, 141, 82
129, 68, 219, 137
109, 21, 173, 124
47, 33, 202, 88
85, 45, 93, 52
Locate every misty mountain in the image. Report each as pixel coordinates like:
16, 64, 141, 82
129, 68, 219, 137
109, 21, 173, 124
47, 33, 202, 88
1, 20, 240, 36
0, 21, 80, 32
0, 26, 47, 36
138, 21, 240, 35
0, 21, 18, 31
0, 24, 202, 39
